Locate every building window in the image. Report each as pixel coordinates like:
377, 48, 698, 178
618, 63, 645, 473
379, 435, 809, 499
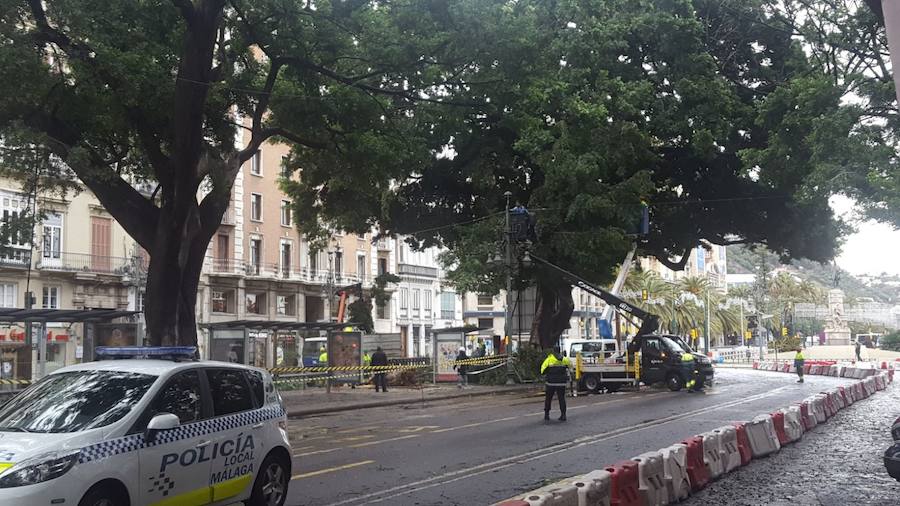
277, 294, 296, 316
248, 238, 262, 275
250, 150, 262, 175
42, 212, 62, 259
440, 292, 455, 320
281, 155, 291, 179
412, 289, 421, 317
250, 194, 262, 222
357, 254, 366, 280
280, 200, 292, 227
246, 292, 266, 315
334, 251, 343, 277
0, 283, 14, 308
477, 318, 493, 331
477, 294, 493, 307
376, 301, 389, 319
211, 290, 236, 313
399, 288, 408, 317
280, 241, 292, 278
423, 289, 432, 317
378, 257, 388, 276
1, 194, 31, 265
309, 250, 318, 273
42, 286, 59, 309
137, 290, 145, 312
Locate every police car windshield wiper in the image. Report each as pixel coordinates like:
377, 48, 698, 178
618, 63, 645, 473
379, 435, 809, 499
0, 425, 31, 433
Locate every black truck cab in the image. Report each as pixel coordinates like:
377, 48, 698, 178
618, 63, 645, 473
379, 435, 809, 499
629, 334, 715, 391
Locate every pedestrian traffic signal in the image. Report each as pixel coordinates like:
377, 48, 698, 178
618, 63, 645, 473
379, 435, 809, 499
781, 327, 788, 337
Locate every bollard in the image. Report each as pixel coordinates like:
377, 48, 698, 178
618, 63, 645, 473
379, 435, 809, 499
746, 414, 781, 458
631, 452, 668, 506
770, 411, 790, 446
571, 470, 611, 506
713, 425, 742, 473
605, 461, 641, 506
781, 407, 804, 442
731, 422, 752, 466
660, 444, 691, 502
699, 431, 725, 480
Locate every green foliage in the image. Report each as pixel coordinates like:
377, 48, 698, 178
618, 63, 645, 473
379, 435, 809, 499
880, 332, 900, 352
346, 298, 374, 334
772, 336, 803, 353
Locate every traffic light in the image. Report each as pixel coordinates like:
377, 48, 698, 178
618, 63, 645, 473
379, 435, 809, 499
781, 327, 788, 337
747, 315, 758, 330
641, 289, 649, 301
744, 330, 752, 342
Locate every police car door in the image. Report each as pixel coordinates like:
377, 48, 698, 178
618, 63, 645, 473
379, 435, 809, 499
205, 368, 261, 503
137, 370, 214, 506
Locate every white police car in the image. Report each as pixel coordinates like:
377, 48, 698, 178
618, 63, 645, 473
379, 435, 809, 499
0, 347, 291, 506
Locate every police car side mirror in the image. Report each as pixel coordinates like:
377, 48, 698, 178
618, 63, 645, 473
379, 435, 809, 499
146, 413, 180, 443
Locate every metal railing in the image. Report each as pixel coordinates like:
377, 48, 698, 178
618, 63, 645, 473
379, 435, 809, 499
37, 252, 130, 274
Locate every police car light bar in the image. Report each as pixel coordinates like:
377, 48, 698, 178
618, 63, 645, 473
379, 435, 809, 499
95, 346, 198, 361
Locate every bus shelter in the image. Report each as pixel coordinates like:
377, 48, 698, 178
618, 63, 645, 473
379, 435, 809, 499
432, 326, 489, 382
201, 320, 354, 369
0, 308, 140, 388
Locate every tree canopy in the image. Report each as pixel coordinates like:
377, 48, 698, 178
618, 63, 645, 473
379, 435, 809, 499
285, 0, 893, 346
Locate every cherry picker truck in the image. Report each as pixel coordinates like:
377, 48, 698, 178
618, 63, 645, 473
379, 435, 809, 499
528, 253, 715, 393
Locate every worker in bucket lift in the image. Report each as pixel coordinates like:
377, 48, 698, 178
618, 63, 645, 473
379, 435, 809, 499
541, 346, 571, 422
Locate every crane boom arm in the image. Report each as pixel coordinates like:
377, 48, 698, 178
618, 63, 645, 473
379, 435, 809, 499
528, 253, 660, 337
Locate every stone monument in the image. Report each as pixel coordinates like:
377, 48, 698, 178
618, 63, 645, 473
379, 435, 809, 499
824, 288, 851, 345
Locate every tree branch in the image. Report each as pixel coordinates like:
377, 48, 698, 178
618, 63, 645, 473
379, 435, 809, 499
172, 0, 196, 27
654, 248, 692, 271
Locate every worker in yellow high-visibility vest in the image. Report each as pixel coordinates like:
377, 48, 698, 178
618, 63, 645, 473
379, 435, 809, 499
541, 346, 572, 422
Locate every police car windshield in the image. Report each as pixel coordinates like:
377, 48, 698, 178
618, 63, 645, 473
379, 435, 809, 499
0, 370, 156, 433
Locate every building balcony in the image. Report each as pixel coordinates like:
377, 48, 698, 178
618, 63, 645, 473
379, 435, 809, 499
0, 250, 31, 269
397, 263, 438, 278
36, 252, 130, 275
220, 208, 236, 226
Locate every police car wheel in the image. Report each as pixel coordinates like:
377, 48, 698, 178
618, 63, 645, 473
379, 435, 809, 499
247, 454, 289, 506
78, 484, 128, 506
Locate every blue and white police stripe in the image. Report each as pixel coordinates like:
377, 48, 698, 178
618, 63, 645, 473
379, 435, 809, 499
78, 405, 285, 464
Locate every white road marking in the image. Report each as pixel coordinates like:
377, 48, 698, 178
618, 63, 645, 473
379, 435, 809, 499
324, 387, 790, 505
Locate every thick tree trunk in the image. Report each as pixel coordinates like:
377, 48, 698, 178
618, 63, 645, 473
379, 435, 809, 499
530, 278, 575, 349
144, 197, 210, 346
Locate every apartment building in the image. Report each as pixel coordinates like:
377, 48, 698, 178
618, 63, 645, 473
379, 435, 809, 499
0, 179, 144, 381
640, 244, 728, 290
197, 136, 389, 366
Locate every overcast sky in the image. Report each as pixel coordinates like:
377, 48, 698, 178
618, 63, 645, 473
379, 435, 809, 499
831, 195, 900, 277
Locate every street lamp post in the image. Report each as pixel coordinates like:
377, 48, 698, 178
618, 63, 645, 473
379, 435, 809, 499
502, 191, 515, 385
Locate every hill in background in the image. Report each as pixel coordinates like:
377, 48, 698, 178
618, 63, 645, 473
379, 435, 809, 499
726, 246, 900, 304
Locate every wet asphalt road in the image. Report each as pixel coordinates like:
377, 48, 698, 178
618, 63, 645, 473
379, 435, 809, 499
684, 373, 899, 506
283, 369, 857, 506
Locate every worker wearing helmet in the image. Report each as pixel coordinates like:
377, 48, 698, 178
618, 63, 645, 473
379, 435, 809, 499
318, 346, 328, 365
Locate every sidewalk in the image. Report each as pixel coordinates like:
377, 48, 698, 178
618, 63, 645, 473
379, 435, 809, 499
280, 383, 539, 418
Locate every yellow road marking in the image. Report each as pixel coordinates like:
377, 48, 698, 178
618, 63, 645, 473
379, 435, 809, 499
294, 447, 341, 457
291, 460, 375, 480
349, 434, 420, 448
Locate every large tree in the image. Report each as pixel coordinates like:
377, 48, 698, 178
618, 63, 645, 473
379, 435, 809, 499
287, 0, 890, 347
0, 0, 490, 344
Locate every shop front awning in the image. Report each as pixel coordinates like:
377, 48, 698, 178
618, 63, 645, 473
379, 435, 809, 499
0, 308, 140, 323
201, 320, 357, 332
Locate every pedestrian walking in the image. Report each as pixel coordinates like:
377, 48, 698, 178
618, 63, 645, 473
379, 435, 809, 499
541, 346, 571, 422
371, 346, 388, 393
794, 347, 805, 383
855, 340, 862, 362
454, 347, 469, 388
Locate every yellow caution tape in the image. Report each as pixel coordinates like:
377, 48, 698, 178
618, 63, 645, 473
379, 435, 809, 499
0, 379, 30, 386
450, 355, 508, 367
269, 362, 429, 376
